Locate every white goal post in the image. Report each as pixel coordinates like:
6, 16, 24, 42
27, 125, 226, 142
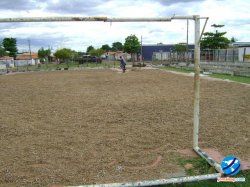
0, 15, 222, 186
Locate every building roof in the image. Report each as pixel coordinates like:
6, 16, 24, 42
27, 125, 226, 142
16, 52, 39, 60
142, 43, 194, 47
232, 42, 250, 47
0, 56, 14, 60
105, 51, 124, 55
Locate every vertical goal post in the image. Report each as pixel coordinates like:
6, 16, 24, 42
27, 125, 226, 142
0, 15, 223, 186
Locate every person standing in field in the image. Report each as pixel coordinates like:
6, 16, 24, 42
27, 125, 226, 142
120, 56, 126, 73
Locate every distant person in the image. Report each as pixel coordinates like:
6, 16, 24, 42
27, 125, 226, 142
6, 62, 10, 73
120, 56, 126, 73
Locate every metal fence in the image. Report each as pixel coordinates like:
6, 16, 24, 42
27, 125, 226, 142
201, 49, 239, 62
152, 48, 241, 63
152, 51, 193, 62
0, 59, 131, 74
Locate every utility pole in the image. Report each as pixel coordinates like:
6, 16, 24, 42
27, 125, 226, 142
141, 35, 144, 66
186, 19, 189, 62
28, 39, 32, 71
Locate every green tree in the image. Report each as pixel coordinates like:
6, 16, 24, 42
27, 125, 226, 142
2, 37, 18, 57
73, 51, 82, 59
211, 24, 224, 28
54, 48, 73, 63
38, 47, 51, 63
86, 45, 94, 53
101, 44, 111, 52
174, 43, 187, 52
124, 34, 140, 63
112, 42, 123, 51
0, 45, 7, 57
230, 37, 237, 43
200, 24, 230, 49
89, 48, 105, 57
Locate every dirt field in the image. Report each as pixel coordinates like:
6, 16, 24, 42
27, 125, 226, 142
0, 69, 249, 187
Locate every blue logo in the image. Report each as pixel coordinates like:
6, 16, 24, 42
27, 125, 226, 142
221, 156, 241, 176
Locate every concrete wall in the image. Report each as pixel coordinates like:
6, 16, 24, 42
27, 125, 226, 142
170, 61, 250, 77
15, 59, 40, 66
200, 62, 250, 76
0, 60, 15, 68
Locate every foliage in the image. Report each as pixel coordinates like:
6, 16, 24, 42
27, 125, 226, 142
89, 48, 105, 57
0, 45, 7, 57
2, 37, 18, 57
101, 44, 111, 52
54, 48, 73, 60
38, 47, 51, 59
200, 24, 230, 49
230, 37, 237, 43
86, 45, 94, 53
74, 51, 83, 59
211, 24, 224, 28
112, 42, 123, 51
123, 34, 140, 54
174, 43, 187, 52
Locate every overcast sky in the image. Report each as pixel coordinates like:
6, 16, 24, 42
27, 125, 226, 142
0, 0, 249, 52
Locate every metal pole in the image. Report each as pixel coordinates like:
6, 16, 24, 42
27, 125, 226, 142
186, 19, 189, 62
0, 16, 198, 23
193, 15, 200, 149
194, 147, 223, 173
28, 39, 32, 71
225, 49, 227, 62
69, 173, 221, 187
232, 47, 235, 62
141, 35, 144, 66
198, 17, 209, 43
243, 48, 246, 62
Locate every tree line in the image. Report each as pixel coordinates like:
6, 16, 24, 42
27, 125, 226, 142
51, 34, 141, 62
0, 38, 18, 57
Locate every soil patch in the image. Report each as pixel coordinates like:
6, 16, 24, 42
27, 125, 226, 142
0, 69, 249, 186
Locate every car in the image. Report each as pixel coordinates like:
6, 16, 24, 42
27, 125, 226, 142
78, 55, 102, 64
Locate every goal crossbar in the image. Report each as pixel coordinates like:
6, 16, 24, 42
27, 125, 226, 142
0, 16, 200, 23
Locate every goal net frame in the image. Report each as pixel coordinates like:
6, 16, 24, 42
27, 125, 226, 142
0, 15, 223, 186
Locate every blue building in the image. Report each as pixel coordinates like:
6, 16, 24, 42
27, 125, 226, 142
142, 44, 194, 61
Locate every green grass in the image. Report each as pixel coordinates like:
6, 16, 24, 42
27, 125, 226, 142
209, 73, 250, 84
160, 66, 194, 73
160, 66, 250, 84
177, 157, 212, 176
154, 157, 249, 187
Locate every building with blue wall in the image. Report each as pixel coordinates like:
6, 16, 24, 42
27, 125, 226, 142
142, 44, 194, 61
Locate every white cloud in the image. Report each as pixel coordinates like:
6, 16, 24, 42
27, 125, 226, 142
0, 0, 249, 52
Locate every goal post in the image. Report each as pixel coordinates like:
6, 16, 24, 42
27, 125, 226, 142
0, 15, 222, 185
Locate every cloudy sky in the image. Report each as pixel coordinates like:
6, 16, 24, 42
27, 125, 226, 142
0, 0, 249, 52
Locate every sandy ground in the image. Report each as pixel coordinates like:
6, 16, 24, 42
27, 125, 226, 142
0, 69, 249, 187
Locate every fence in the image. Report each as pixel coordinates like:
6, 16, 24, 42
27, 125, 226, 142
0, 59, 130, 73
152, 48, 249, 63
201, 49, 239, 62
152, 51, 193, 62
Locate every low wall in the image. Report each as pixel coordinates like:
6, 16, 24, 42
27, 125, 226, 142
170, 61, 250, 77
